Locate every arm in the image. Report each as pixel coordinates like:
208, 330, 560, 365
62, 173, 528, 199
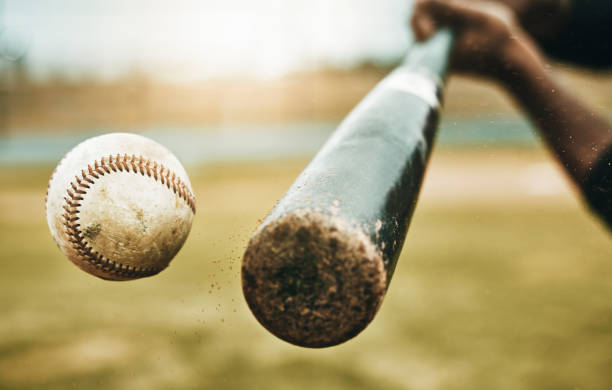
500, 36, 611, 184
412, 0, 612, 228
503, 38, 612, 226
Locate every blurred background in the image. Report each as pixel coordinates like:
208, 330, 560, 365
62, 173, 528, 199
1, 0, 612, 389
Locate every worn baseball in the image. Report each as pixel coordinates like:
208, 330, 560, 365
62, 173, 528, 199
45, 133, 196, 281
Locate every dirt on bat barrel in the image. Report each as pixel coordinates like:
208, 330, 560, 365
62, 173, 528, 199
242, 211, 387, 348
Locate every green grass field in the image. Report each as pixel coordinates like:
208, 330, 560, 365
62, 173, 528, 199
0, 148, 611, 390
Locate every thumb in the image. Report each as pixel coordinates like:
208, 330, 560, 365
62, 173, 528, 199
411, 0, 438, 41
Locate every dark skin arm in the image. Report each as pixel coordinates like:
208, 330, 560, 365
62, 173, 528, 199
412, 0, 612, 196
503, 46, 611, 183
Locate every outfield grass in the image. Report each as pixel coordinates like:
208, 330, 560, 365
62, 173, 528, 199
0, 148, 611, 390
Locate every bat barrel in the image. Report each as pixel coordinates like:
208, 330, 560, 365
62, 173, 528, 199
242, 31, 452, 348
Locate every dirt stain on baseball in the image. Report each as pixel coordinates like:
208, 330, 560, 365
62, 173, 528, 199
83, 223, 102, 242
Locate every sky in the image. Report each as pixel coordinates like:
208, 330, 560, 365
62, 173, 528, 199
0, 0, 415, 82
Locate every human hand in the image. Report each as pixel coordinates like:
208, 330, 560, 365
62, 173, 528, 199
411, 0, 547, 83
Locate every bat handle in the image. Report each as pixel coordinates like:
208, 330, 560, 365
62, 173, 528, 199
404, 28, 454, 85
377, 29, 452, 112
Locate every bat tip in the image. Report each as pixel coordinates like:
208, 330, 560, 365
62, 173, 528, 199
241, 211, 386, 348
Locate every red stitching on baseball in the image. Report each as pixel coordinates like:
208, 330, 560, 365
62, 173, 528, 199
61, 154, 196, 278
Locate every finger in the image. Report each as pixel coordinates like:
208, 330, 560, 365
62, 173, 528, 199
425, 0, 483, 27
428, 0, 515, 27
411, 0, 470, 42
411, 0, 437, 41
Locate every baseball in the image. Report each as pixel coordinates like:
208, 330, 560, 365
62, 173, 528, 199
45, 133, 196, 281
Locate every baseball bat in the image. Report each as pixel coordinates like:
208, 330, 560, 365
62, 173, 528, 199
242, 30, 453, 348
